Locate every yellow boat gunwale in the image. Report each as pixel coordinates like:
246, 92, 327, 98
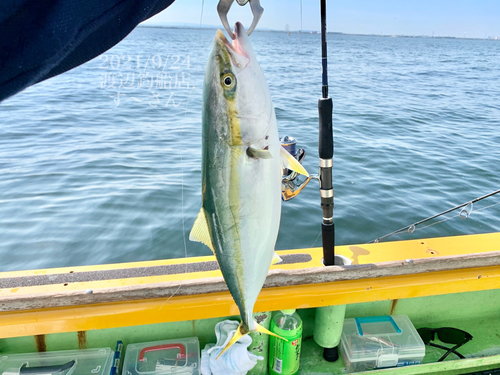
0, 232, 499, 338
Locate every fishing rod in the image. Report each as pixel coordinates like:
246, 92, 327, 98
318, 0, 335, 266
369, 188, 500, 243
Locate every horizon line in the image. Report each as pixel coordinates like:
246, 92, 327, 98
138, 23, 500, 40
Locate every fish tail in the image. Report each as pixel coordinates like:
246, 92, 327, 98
215, 321, 287, 360
216, 322, 249, 359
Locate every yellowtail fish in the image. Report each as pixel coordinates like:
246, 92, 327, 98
190, 22, 308, 357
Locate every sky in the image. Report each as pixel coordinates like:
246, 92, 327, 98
144, 0, 500, 38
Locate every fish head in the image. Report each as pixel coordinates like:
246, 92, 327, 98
204, 22, 274, 148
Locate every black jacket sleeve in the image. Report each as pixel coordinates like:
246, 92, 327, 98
0, 0, 175, 102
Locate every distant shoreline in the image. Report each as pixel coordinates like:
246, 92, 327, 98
138, 24, 499, 41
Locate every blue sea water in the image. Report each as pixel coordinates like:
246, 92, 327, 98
0, 28, 499, 271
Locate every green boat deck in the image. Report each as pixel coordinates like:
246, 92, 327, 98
300, 289, 500, 374
2, 288, 500, 374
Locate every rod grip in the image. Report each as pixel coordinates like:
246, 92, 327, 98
318, 98, 333, 159
322, 222, 335, 266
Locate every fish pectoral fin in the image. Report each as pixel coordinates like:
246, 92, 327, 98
189, 208, 215, 253
247, 146, 273, 159
216, 323, 248, 359
272, 252, 283, 265
255, 322, 288, 341
280, 146, 309, 177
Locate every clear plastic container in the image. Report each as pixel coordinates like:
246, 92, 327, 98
340, 315, 425, 373
122, 338, 199, 375
0, 348, 115, 375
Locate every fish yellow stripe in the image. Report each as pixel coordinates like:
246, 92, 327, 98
229, 146, 245, 310
227, 99, 242, 146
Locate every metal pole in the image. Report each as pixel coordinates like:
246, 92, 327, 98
318, 0, 335, 266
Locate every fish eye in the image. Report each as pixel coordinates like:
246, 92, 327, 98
221, 73, 235, 88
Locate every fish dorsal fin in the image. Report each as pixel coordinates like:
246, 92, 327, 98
272, 252, 283, 265
189, 208, 215, 252
280, 146, 309, 177
247, 146, 273, 159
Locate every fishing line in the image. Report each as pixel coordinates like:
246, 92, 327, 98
413, 213, 460, 233
311, 230, 322, 248
369, 188, 500, 243
200, 0, 205, 27
474, 200, 500, 213
164, 1, 206, 306
160, 85, 196, 309
298, 0, 305, 130
385, 200, 500, 237
297, 0, 316, 250
300, 0, 302, 32
180, 91, 196, 263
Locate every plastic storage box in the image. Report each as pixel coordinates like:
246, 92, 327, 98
0, 348, 115, 375
340, 315, 425, 373
122, 338, 199, 375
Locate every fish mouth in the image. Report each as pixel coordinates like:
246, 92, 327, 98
215, 22, 250, 69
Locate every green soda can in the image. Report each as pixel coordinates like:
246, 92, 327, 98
269, 309, 303, 375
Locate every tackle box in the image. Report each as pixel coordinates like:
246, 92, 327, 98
0, 348, 115, 375
122, 338, 199, 375
340, 315, 425, 373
